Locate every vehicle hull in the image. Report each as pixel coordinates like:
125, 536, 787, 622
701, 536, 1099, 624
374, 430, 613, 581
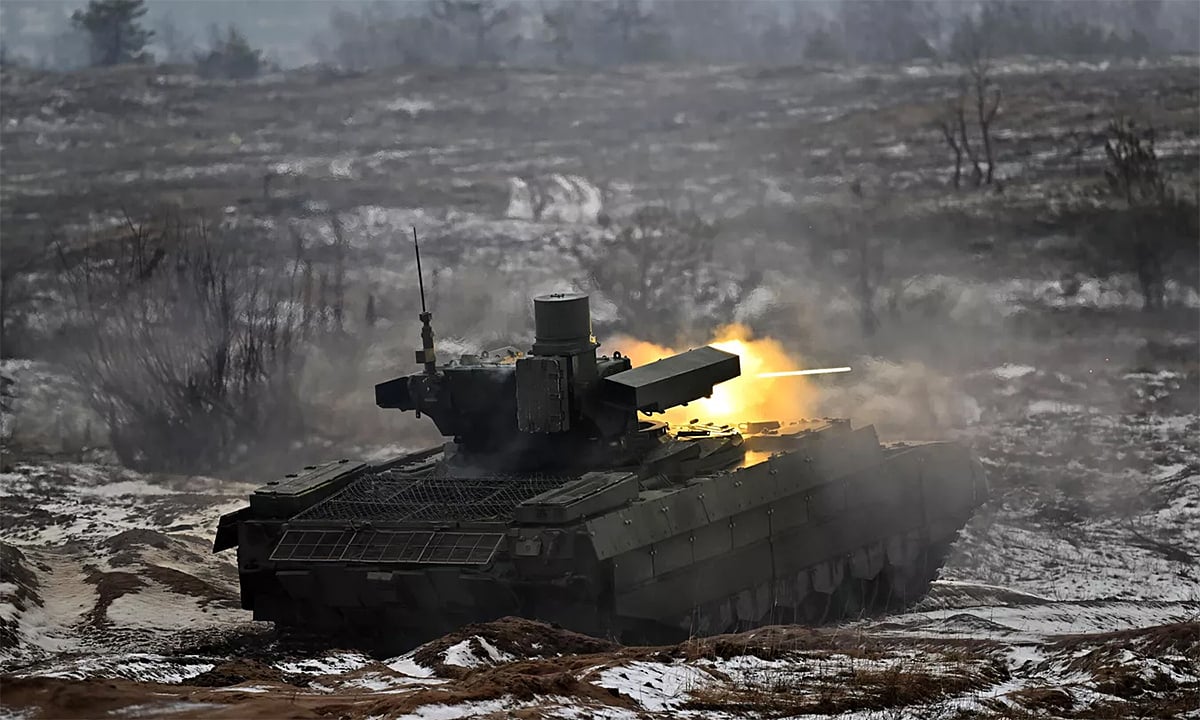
219, 422, 986, 652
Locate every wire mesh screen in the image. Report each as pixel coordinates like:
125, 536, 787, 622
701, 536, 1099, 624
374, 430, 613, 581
294, 468, 568, 522
269, 528, 504, 565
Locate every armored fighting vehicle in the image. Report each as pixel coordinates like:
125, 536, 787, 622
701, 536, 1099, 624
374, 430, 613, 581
214, 290, 987, 651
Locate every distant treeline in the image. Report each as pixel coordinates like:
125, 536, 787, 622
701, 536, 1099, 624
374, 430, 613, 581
311, 0, 1194, 71
1, 0, 1196, 73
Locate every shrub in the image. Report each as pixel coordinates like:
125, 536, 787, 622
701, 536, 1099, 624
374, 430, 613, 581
196, 24, 263, 80
71, 0, 153, 67
1099, 118, 1198, 311
571, 205, 741, 340
55, 214, 339, 474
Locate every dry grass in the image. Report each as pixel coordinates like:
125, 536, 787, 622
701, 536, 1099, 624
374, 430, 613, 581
4, 616, 1197, 719
410, 616, 619, 679
1010, 686, 1075, 713
684, 646, 1003, 717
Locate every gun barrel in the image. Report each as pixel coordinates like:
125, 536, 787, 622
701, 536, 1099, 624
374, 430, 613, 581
756, 367, 851, 378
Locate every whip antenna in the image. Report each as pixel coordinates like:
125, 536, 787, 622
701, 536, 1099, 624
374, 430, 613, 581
413, 226, 428, 314
412, 226, 436, 375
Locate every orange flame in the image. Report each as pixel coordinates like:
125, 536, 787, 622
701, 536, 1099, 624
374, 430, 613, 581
609, 324, 815, 428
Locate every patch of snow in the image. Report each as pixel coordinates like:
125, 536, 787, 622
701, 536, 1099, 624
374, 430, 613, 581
993, 364, 1036, 380
504, 174, 606, 224
343, 673, 406, 692
29, 654, 216, 683
77, 480, 179, 497
386, 654, 435, 678
441, 639, 483, 668
106, 582, 225, 632
507, 174, 604, 224
275, 652, 372, 676
115, 702, 225, 717
595, 661, 711, 712
475, 636, 515, 664
505, 177, 536, 219
384, 97, 434, 116
1026, 399, 1088, 415
734, 285, 779, 323
1154, 464, 1188, 481
760, 177, 795, 206
329, 157, 356, 179
873, 600, 1200, 643
394, 698, 513, 720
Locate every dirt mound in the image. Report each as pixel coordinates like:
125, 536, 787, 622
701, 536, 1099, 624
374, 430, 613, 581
104, 528, 210, 569
176, 624, 280, 661
101, 528, 172, 552
361, 658, 639, 718
1, 675, 330, 720
102, 528, 174, 552
0, 542, 44, 648
1051, 620, 1200, 658
82, 569, 145, 628
142, 564, 237, 608
0, 676, 169, 719
190, 658, 287, 687
411, 616, 618, 677
672, 623, 890, 663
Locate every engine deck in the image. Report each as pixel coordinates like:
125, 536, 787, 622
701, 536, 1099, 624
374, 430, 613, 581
292, 468, 571, 524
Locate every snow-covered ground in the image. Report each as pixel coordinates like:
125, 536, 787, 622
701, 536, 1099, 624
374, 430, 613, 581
2, 341, 1196, 718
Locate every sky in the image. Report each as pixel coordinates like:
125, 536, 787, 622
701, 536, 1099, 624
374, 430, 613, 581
1, 0, 358, 67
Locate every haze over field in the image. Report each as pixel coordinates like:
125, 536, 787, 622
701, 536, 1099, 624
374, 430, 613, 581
1, 0, 1198, 717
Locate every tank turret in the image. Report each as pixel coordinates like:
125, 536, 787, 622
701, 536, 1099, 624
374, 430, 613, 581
375, 291, 740, 471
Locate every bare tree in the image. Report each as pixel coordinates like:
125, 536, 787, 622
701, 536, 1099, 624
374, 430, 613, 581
1065, 127, 1092, 177
967, 59, 1001, 184
0, 245, 45, 359
936, 95, 966, 190
55, 213, 342, 473
936, 84, 983, 189
196, 23, 264, 79
0, 4, 26, 68
603, 0, 645, 51
602, 0, 659, 60
837, 0, 935, 64
156, 14, 193, 64
936, 17, 1002, 191
71, 0, 154, 66
572, 205, 721, 337
846, 180, 889, 339
430, 0, 512, 64
1101, 119, 1195, 312
319, 3, 446, 70
541, 1, 577, 64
